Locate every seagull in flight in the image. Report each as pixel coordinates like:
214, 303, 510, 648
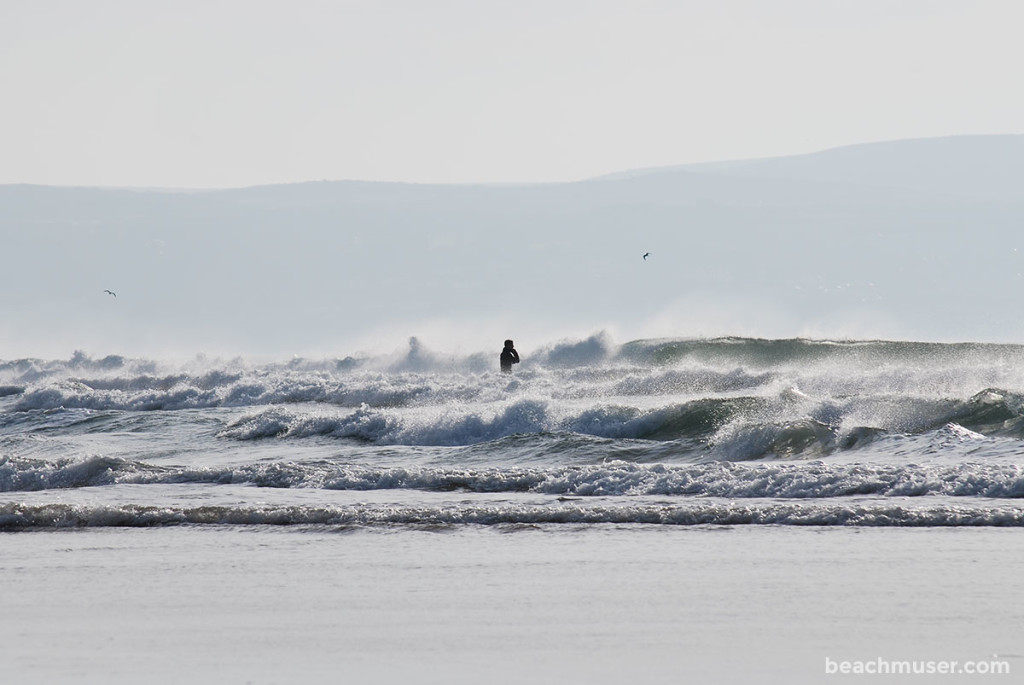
103, 289, 117, 298
642, 252, 650, 261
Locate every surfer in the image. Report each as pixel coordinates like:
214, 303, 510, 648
500, 339, 520, 373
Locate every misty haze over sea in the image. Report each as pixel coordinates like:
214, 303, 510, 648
4, 134, 1024, 359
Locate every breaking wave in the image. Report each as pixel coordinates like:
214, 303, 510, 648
6, 338, 1024, 458
3, 455, 1024, 499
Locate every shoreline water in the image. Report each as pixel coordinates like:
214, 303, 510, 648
2, 524, 1020, 684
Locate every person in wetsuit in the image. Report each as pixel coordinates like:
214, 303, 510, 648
500, 339, 520, 373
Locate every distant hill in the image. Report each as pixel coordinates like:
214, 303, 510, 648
595, 135, 1024, 199
5, 135, 1022, 215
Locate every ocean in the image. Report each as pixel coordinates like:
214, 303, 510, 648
2, 335, 1022, 683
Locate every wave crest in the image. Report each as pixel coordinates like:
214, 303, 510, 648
4, 501, 1023, 529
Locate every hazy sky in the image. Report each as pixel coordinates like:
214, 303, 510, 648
2, 0, 1022, 188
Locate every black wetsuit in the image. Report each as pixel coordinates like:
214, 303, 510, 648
500, 347, 520, 373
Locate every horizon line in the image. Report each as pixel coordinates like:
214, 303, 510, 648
2, 132, 1021, 193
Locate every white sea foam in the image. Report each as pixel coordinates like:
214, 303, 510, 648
3, 500, 1024, 529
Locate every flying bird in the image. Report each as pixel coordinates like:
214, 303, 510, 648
103, 290, 117, 298
643, 252, 650, 261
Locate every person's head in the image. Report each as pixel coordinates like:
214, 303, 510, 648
504, 339, 514, 348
